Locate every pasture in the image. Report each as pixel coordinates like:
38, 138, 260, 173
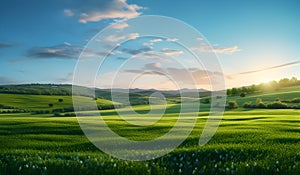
0, 104, 299, 174
225, 86, 300, 107
0, 94, 115, 111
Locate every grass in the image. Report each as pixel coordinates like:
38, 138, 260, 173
0, 94, 115, 110
0, 86, 300, 174
1, 105, 300, 174
225, 86, 300, 106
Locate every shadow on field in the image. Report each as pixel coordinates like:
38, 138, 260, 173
269, 137, 300, 144
221, 116, 269, 121
0, 123, 84, 136
100, 104, 182, 116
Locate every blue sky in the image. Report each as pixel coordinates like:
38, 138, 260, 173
0, 0, 300, 89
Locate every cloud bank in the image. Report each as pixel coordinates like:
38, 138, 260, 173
64, 0, 144, 23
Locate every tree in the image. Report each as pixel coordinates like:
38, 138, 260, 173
269, 81, 279, 90
279, 78, 290, 88
48, 103, 53, 107
241, 87, 247, 93
203, 98, 210, 104
290, 77, 298, 86
226, 89, 232, 96
231, 88, 238, 96
228, 100, 238, 109
250, 84, 257, 93
240, 92, 246, 97
58, 98, 63, 102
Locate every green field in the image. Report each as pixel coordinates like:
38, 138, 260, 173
0, 86, 300, 174
1, 108, 300, 174
225, 86, 300, 106
0, 94, 116, 111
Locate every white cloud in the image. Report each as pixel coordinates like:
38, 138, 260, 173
105, 33, 139, 42
150, 38, 163, 43
166, 38, 178, 42
144, 62, 161, 69
76, 0, 143, 23
213, 45, 240, 54
117, 65, 225, 90
110, 21, 129, 29
64, 9, 74, 17
26, 43, 82, 59
192, 45, 240, 54
161, 48, 183, 56
63, 42, 71, 46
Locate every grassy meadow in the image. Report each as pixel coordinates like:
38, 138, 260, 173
0, 85, 300, 174
0, 94, 116, 111
226, 86, 300, 107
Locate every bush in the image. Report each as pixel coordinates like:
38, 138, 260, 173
292, 105, 300, 109
256, 102, 267, 108
243, 102, 252, 108
52, 108, 64, 113
63, 107, 74, 112
228, 100, 238, 109
240, 92, 246, 97
53, 112, 62, 117
291, 98, 300, 103
267, 101, 288, 109
48, 103, 53, 107
58, 98, 64, 102
64, 113, 76, 117
31, 110, 49, 114
202, 98, 210, 104
256, 98, 262, 105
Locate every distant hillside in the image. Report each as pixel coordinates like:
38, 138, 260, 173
0, 84, 73, 96
227, 85, 300, 107
0, 93, 117, 113
0, 84, 211, 105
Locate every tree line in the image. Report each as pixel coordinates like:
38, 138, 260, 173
227, 77, 300, 96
